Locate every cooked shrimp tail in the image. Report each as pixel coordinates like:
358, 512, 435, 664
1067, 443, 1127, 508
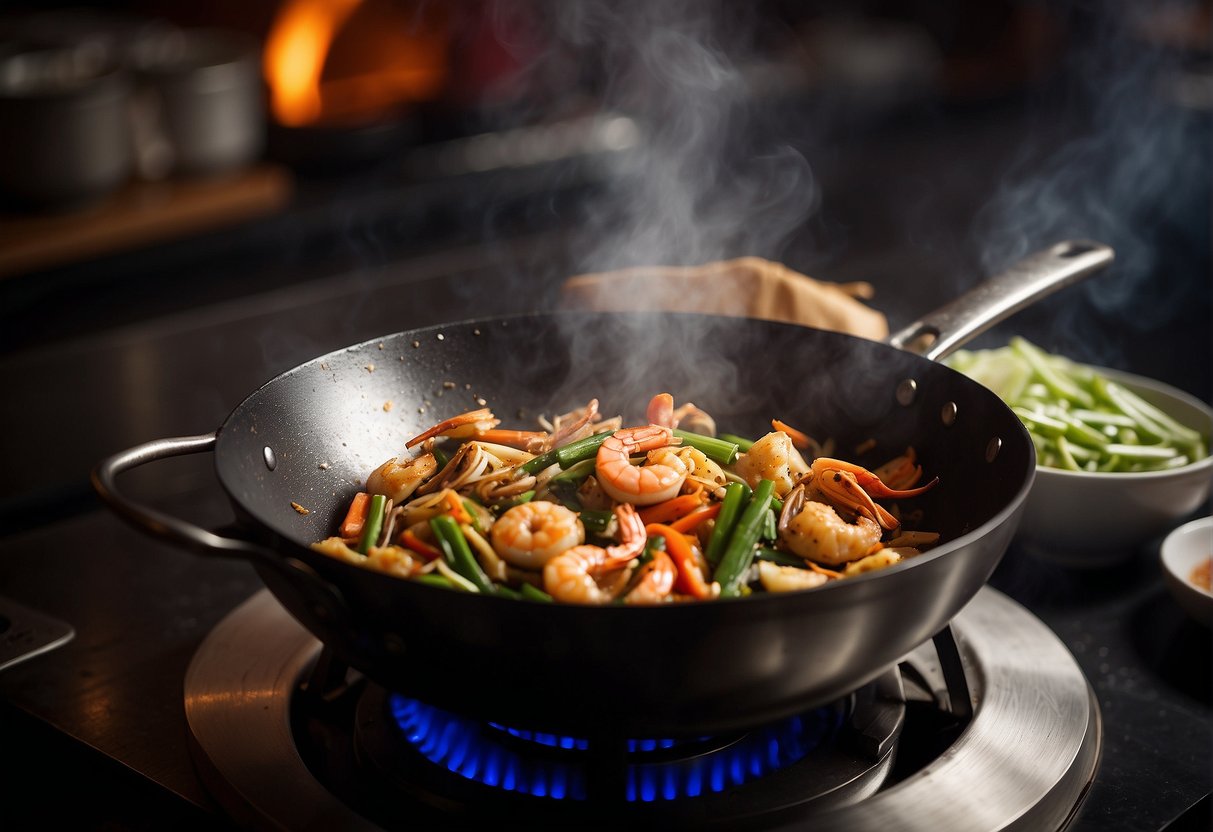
406, 408, 500, 449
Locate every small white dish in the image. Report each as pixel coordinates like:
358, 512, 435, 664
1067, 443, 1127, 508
1160, 516, 1213, 626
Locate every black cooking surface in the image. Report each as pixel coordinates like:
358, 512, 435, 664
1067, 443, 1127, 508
0, 63, 1209, 830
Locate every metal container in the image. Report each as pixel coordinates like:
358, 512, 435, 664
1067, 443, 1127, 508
0, 45, 133, 207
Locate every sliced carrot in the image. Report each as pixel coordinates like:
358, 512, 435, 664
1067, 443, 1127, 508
339, 492, 371, 538
637, 493, 705, 526
772, 418, 815, 450
399, 528, 441, 561
806, 561, 843, 579
443, 490, 472, 525
646, 523, 715, 599
668, 503, 721, 534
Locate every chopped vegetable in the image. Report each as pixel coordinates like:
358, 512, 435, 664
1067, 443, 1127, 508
340, 492, 371, 538
356, 494, 387, 554
704, 481, 747, 567
637, 493, 705, 525
949, 338, 1209, 473
430, 514, 495, 593
714, 478, 776, 597
672, 429, 739, 465
646, 523, 715, 598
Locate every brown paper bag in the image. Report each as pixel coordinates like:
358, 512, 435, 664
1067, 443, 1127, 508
560, 256, 888, 340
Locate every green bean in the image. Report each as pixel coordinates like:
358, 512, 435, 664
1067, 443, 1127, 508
413, 573, 455, 589
550, 457, 597, 485
755, 547, 804, 568
704, 481, 747, 567
356, 494, 387, 554
554, 432, 612, 468
672, 429, 740, 465
429, 514, 495, 593
520, 583, 554, 603
715, 479, 775, 598
579, 509, 614, 536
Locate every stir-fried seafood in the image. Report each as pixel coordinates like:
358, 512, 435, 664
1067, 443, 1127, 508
312, 393, 941, 604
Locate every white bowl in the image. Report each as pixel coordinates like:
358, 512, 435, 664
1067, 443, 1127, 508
1016, 368, 1213, 565
1160, 516, 1213, 626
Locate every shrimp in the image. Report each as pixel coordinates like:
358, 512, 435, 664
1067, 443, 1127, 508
804, 457, 938, 531
406, 408, 500, 449
624, 550, 676, 605
645, 392, 716, 436
734, 431, 809, 497
544, 504, 647, 604
756, 560, 830, 593
366, 452, 438, 503
842, 549, 902, 577
491, 501, 585, 569
780, 499, 882, 566
595, 425, 687, 506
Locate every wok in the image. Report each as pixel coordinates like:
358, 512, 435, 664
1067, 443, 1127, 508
94, 240, 1113, 737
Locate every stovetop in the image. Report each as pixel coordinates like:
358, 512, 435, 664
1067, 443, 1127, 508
0, 91, 1209, 829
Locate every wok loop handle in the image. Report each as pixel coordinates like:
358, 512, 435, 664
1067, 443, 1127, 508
886, 240, 1115, 362
92, 434, 352, 633
93, 433, 266, 560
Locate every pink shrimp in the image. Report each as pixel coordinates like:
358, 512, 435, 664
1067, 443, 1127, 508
595, 425, 687, 506
623, 550, 676, 605
543, 504, 647, 604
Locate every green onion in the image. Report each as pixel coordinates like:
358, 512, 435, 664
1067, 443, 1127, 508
579, 509, 614, 536
755, 547, 804, 568
520, 583, 554, 603
948, 340, 1209, 474
519, 431, 612, 476
499, 490, 535, 510
493, 585, 523, 600
672, 429, 740, 465
413, 573, 455, 589
715, 478, 776, 598
356, 494, 387, 554
430, 514, 495, 593
556, 431, 612, 468
718, 433, 755, 452
704, 481, 747, 567
1011, 337, 1094, 407
550, 457, 596, 485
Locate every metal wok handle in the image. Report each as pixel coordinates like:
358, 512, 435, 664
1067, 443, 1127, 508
92, 434, 352, 632
92, 433, 269, 560
886, 240, 1115, 362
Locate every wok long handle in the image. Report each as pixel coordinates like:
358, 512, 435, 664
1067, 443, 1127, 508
886, 240, 1115, 362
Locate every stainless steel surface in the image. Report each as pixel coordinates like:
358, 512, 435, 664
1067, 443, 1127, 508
0, 596, 74, 673
184, 586, 1099, 830
816, 588, 1101, 831
185, 590, 375, 831
887, 240, 1116, 362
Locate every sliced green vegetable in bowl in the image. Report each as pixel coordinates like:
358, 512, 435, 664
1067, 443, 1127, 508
948, 339, 1213, 562
948, 337, 1209, 473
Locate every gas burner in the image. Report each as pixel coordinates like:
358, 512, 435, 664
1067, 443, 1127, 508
185, 588, 1100, 830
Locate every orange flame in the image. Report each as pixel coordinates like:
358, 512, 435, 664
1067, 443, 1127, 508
264, 0, 448, 127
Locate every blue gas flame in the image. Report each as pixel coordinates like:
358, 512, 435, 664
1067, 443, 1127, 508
390, 694, 841, 802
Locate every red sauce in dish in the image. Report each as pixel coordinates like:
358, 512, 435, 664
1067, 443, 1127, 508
1192, 558, 1212, 592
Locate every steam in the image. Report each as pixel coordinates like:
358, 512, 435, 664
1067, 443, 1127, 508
972, 5, 1209, 363
536, 0, 819, 276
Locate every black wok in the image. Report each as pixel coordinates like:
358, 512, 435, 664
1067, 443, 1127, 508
94, 240, 1112, 736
